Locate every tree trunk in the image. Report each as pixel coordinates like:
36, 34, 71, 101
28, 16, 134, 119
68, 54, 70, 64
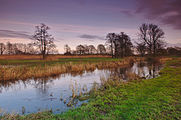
153, 42, 156, 57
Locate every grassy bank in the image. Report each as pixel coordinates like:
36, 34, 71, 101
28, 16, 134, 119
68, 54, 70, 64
1, 58, 180, 120
0, 57, 140, 81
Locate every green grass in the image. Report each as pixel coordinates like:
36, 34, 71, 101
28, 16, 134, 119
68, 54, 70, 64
55, 59, 181, 120
1, 58, 180, 120
0, 57, 121, 66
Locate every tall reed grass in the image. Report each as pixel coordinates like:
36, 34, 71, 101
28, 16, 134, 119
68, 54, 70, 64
0, 57, 143, 81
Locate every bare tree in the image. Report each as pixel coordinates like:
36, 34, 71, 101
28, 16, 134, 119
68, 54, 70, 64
13, 43, 27, 54
106, 33, 116, 58
97, 44, 106, 54
117, 32, 133, 57
76, 45, 85, 55
6, 42, 13, 55
33, 23, 55, 59
46, 43, 57, 54
136, 42, 146, 57
88, 45, 96, 54
106, 32, 133, 58
0, 43, 6, 55
64, 44, 71, 55
12, 44, 21, 54
83, 44, 89, 54
139, 23, 165, 56
27, 43, 37, 54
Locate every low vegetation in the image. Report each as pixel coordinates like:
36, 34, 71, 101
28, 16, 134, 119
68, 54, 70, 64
0, 56, 142, 81
0, 57, 180, 120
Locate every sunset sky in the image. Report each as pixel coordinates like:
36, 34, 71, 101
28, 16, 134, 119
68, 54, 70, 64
0, 0, 181, 53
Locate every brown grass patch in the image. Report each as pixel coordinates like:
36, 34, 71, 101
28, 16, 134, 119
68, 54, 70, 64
0, 57, 142, 81
0, 55, 111, 60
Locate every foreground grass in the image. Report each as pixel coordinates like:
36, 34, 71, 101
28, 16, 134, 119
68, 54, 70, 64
1, 58, 180, 120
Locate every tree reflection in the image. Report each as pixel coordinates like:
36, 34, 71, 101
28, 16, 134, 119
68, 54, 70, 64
108, 62, 162, 81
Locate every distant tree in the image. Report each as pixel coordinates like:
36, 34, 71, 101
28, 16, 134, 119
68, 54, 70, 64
139, 23, 165, 56
167, 47, 181, 56
83, 45, 89, 54
26, 43, 37, 54
72, 50, 77, 55
157, 48, 167, 55
106, 33, 117, 58
97, 44, 106, 54
76, 45, 85, 55
0, 43, 6, 55
13, 43, 27, 54
46, 43, 57, 54
105, 45, 112, 55
106, 32, 133, 57
117, 32, 133, 57
12, 44, 21, 54
33, 23, 55, 59
136, 42, 146, 57
64, 44, 71, 55
6, 42, 13, 55
88, 45, 96, 54
106, 32, 133, 58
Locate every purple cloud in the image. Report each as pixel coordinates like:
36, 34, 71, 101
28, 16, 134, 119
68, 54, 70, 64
79, 34, 104, 40
136, 0, 181, 29
0, 30, 32, 39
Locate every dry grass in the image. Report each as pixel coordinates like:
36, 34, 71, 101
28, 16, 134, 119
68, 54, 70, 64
0, 57, 142, 81
0, 55, 42, 60
0, 55, 111, 60
159, 57, 173, 63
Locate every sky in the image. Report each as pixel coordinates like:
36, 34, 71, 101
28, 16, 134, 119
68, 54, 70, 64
0, 0, 181, 53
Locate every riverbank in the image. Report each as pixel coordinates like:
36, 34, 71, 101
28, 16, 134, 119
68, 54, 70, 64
0, 57, 180, 120
0, 57, 141, 81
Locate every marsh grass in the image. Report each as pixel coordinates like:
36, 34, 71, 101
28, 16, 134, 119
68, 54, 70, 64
66, 81, 91, 107
0, 57, 142, 81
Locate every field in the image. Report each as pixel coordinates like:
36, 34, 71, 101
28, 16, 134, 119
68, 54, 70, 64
0, 54, 111, 60
0, 55, 114, 65
0, 55, 180, 120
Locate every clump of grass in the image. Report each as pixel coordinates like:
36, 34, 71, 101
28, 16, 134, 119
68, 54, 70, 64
0, 113, 20, 120
22, 106, 26, 115
125, 72, 141, 80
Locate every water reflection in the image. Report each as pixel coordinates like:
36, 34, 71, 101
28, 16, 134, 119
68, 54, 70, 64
108, 62, 162, 81
0, 62, 162, 114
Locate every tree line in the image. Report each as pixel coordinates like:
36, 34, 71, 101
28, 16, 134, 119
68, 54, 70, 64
0, 41, 58, 55
64, 44, 107, 55
0, 23, 181, 59
64, 23, 181, 57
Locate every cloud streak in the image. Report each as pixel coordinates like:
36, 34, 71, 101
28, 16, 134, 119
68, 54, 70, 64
0, 29, 32, 39
136, 0, 181, 29
79, 34, 104, 40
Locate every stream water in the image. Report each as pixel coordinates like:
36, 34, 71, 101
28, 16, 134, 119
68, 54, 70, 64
0, 62, 163, 114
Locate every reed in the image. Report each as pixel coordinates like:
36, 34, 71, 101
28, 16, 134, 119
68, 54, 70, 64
0, 57, 143, 81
